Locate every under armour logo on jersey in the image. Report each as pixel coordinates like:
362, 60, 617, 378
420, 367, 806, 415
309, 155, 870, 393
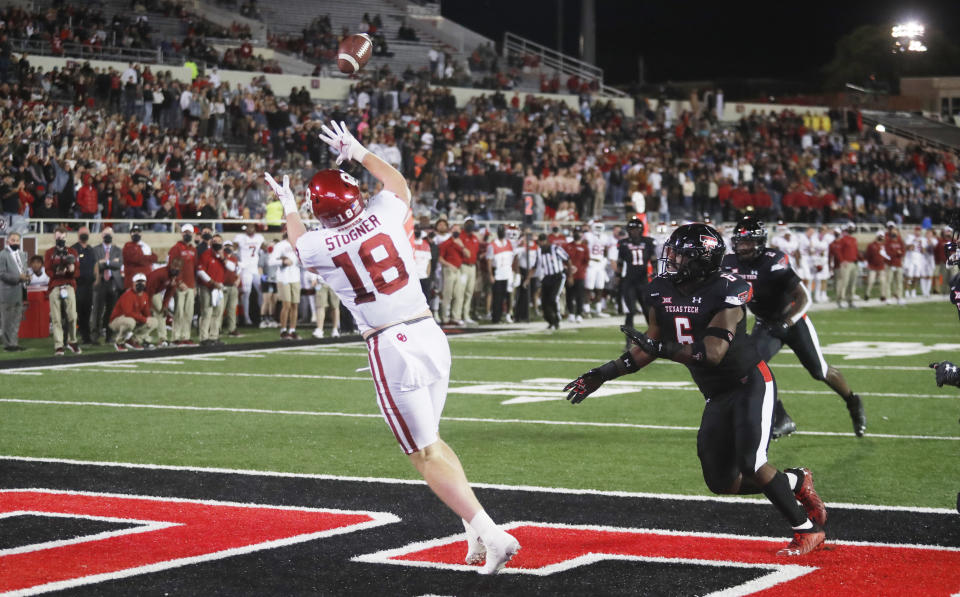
691, 297, 702, 303
396, 333, 407, 342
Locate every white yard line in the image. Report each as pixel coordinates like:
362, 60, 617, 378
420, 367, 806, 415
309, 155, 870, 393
0, 398, 956, 441
10, 367, 959, 400
0, 454, 954, 514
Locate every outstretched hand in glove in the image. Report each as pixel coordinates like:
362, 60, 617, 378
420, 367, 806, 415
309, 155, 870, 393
263, 172, 297, 215
318, 120, 369, 166
563, 369, 606, 404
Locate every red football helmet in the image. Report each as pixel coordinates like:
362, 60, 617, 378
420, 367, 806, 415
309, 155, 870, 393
307, 169, 365, 227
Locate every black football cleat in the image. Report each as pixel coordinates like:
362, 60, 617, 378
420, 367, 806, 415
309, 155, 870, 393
847, 393, 866, 437
771, 412, 797, 439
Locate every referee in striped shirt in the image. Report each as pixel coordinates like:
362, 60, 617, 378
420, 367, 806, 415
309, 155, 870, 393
535, 233, 573, 330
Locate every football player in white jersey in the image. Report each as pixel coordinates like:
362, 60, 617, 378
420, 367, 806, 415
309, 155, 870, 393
813, 226, 834, 303
233, 226, 264, 326
796, 227, 815, 300
264, 120, 519, 575
904, 226, 924, 298
583, 220, 616, 316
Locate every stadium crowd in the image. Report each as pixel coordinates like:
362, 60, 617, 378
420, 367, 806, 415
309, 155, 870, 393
0, 40, 959, 353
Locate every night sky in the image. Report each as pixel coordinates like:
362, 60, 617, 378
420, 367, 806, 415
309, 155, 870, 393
443, 0, 960, 85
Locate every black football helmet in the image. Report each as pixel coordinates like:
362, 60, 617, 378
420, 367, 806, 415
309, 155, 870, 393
731, 216, 767, 263
627, 217, 643, 239
659, 223, 726, 285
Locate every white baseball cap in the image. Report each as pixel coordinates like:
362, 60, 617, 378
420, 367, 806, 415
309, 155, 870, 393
181, 223, 194, 233
133, 273, 147, 282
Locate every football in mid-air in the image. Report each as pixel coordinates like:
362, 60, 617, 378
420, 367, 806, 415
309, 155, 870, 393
338, 33, 373, 74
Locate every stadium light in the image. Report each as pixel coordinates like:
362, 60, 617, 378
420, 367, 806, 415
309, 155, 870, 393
891, 21, 927, 52
891, 22, 924, 39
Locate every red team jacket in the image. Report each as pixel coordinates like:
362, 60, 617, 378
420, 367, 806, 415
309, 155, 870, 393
110, 288, 151, 324
122, 241, 158, 289
564, 240, 589, 281
43, 246, 79, 294
168, 241, 197, 289
439, 237, 467, 268
146, 266, 178, 308
197, 250, 226, 288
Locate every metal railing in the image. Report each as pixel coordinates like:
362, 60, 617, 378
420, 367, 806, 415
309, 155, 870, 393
13, 218, 293, 234
502, 31, 625, 97
8, 37, 180, 66
860, 112, 960, 155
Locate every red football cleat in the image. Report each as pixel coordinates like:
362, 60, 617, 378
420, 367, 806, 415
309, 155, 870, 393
777, 529, 825, 556
795, 467, 827, 527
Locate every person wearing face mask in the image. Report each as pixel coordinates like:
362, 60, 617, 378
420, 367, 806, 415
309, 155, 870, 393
108, 272, 156, 351
122, 225, 157, 290
44, 226, 81, 356
70, 226, 97, 344
438, 224, 467, 326
91, 227, 123, 345
168, 223, 199, 346
146, 257, 182, 348
197, 233, 227, 346
196, 227, 214, 258
0, 231, 30, 352
453, 218, 480, 325
221, 240, 241, 337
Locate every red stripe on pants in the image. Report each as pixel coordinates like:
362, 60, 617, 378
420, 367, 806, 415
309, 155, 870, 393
757, 360, 773, 383
372, 335, 418, 453
367, 337, 409, 453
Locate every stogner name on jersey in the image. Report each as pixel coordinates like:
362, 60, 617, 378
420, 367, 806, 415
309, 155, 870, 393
324, 214, 383, 251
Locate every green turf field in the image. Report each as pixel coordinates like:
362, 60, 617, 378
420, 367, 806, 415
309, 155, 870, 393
1, 301, 958, 510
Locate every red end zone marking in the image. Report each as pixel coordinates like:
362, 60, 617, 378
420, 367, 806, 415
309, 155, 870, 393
358, 523, 960, 596
0, 489, 399, 595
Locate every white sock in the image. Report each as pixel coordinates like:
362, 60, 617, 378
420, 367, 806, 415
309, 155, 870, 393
785, 471, 799, 492
792, 519, 814, 531
469, 510, 500, 543
462, 518, 480, 544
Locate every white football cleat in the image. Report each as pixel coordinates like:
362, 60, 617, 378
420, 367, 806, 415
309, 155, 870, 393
464, 535, 485, 565
478, 532, 520, 575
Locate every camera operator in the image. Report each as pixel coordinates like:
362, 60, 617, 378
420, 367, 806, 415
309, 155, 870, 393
44, 226, 81, 356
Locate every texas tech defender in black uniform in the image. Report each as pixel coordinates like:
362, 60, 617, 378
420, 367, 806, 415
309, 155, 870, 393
927, 214, 960, 513
564, 223, 827, 557
618, 217, 658, 337
931, 218, 960, 387
722, 217, 866, 438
